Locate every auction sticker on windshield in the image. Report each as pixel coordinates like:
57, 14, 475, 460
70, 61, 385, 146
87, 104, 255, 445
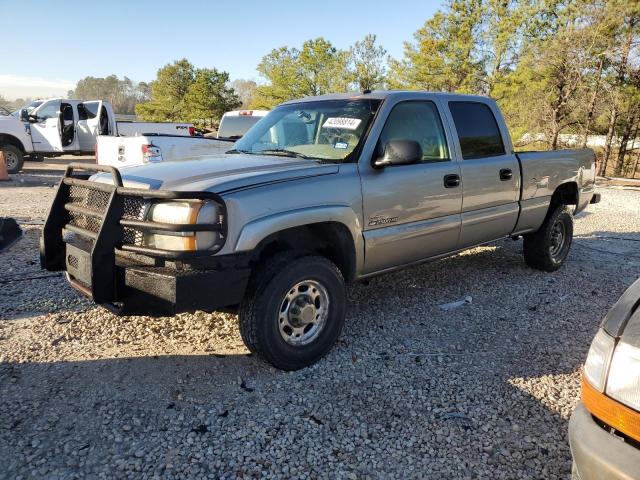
323, 117, 362, 130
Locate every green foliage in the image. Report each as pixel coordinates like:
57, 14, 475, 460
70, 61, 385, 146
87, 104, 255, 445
184, 69, 241, 126
251, 35, 389, 109
135, 59, 240, 126
136, 59, 195, 121
388, 0, 484, 92
350, 34, 387, 91
251, 38, 351, 109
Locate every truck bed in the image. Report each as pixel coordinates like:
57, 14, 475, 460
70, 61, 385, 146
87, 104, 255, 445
97, 134, 234, 168
116, 121, 193, 137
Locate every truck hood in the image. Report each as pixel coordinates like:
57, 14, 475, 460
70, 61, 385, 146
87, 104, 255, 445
92, 153, 339, 193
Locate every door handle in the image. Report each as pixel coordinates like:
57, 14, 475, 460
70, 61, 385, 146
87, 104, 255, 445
444, 174, 460, 188
499, 168, 513, 181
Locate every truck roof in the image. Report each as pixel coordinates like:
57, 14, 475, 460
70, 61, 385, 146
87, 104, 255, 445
281, 90, 496, 105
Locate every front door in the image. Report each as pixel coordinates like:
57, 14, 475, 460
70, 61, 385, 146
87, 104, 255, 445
30, 100, 63, 153
77, 101, 103, 151
446, 101, 520, 248
60, 102, 78, 151
360, 100, 462, 274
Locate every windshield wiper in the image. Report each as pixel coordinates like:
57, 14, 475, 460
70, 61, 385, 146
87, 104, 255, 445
259, 149, 314, 160
226, 148, 253, 154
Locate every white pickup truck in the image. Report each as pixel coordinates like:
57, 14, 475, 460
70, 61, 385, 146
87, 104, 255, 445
96, 109, 268, 169
0, 98, 194, 173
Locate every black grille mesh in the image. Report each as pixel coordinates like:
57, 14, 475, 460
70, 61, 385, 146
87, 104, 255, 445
66, 185, 145, 245
122, 197, 146, 245
67, 185, 110, 234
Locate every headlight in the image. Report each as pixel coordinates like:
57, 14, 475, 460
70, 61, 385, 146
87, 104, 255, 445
606, 341, 640, 411
143, 200, 223, 251
583, 329, 615, 392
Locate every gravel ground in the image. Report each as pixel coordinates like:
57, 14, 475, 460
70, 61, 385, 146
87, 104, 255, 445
1, 175, 639, 479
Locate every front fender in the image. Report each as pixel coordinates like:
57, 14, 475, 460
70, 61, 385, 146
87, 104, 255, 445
234, 205, 365, 274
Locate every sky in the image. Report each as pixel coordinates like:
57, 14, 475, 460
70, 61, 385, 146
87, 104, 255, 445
0, 0, 442, 100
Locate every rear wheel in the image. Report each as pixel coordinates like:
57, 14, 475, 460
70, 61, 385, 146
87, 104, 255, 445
523, 204, 573, 271
1, 145, 24, 174
239, 253, 346, 370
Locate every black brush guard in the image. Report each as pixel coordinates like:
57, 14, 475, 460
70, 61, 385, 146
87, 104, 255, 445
40, 163, 240, 313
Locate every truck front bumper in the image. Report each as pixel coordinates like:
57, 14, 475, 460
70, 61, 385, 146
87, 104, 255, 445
569, 403, 640, 480
41, 163, 246, 316
65, 253, 250, 316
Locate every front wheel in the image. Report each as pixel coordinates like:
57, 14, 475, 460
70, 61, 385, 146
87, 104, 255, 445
238, 253, 346, 370
1, 145, 24, 174
523, 205, 573, 271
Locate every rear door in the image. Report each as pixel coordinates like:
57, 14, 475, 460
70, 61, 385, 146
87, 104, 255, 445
30, 100, 63, 153
76, 101, 103, 151
360, 100, 462, 273
446, 101, 520, 248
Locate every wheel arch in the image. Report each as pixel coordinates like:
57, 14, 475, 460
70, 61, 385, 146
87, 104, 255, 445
0, 134, 26, 153
238, 209, 362, 282
550, 181, 579, 209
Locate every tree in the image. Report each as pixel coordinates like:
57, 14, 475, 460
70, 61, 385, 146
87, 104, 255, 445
349, 34, 387, 91
184, 69, 241, 127
136, 59, 195, 121
0, 95, 11, 112
231, 79, 257, 108
251, 38, 352, 109
388, 0, 484, 93
69, 75, 149, 114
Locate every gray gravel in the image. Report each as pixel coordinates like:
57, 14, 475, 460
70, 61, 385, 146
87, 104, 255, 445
1, 176, 639, 479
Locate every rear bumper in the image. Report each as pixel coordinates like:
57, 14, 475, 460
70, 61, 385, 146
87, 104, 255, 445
569, 403, 640, 480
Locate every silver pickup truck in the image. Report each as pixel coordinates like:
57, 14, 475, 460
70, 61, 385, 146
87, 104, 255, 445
41, 91, 600, 370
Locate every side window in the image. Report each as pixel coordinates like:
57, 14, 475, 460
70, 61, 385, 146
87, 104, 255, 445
378, 101, 449, 163
77, 103, 97, 121
33, 101, 60, 121
449, 102, 505, 159
83, 102, 99, 119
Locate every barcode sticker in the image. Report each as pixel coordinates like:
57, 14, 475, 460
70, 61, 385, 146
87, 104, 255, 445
322, 117, 362, 130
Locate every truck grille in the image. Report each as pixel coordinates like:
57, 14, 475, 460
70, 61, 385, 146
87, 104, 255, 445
66, 184, 146, 244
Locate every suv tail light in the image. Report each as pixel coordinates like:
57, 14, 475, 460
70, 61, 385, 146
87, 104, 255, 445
188, 126, 195, 136
141, 144, 162, 163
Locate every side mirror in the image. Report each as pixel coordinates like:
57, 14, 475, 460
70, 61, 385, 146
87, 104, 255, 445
374, 139, 423, 168
27, 114, 39, 123
19, 109, 29, 122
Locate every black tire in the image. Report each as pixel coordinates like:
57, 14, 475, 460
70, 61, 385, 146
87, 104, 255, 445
239, 252, 346, 370
2, 144, 24, 174
523, 204, 573, 271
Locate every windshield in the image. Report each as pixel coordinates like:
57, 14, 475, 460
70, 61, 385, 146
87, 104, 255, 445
233, 99, 381, 162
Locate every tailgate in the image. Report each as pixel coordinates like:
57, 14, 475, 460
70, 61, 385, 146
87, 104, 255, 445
97, 136, 145, 168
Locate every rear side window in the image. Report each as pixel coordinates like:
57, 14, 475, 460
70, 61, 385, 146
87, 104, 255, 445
77, 103, 97, 120
449, 102, 505, 159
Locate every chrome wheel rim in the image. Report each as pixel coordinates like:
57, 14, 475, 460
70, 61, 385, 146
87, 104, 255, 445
4, 151, 18, 171
549, 220, 566, 258
278, 280, 329, 346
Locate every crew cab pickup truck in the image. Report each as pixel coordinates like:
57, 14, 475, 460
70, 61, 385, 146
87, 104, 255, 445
40, 91, 601, 370
0, 98, 193, 173
95, 109, 268, 168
